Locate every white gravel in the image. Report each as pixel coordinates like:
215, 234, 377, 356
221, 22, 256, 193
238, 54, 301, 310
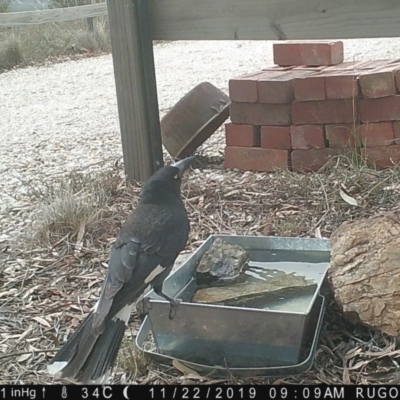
1, 38, 400, 240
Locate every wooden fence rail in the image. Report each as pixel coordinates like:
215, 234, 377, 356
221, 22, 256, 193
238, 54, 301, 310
0, 2, 107, 27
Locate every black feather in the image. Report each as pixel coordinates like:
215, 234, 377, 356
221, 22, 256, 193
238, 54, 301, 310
77, 319, 126, 383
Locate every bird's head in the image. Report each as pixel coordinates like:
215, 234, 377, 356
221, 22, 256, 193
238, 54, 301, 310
140, 156, 195, 203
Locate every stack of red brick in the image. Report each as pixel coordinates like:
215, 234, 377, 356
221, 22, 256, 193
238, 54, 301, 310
225, 40, 400, 172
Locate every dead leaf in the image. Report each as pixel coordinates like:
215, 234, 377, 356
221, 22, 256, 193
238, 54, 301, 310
225, 190, 240, 197
70, 318, 80, 328
339, 188, 358, 206
181, 373, 212, 382
172, 359, 197, 375
342, 364, 351, 384
32, 316, 51, 328
314, 227, 322, 239
0, 289, 18, 298
345, 347, 363, 360
263, 220, 274, 235
384, 184, 400, 191
17, 353, 31, 363
22, 285, 42, 300
172, 360, 210, 381
347, 359, 371, 371
198, 195, 205, 208
17, 327, 33, 343
74, 221, 86, 256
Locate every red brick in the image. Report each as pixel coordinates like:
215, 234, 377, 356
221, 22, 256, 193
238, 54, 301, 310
365, 145, 400, 168
292, 99, 358, 125
262, 66, 294, 71
325, 123, 361, 148
230, 102, 291, 126
357, 60, 392, 70
392, 121, 400, 144
293, 66, 328, 72
224, 146, 288, 171
229, 71, 266, 103
273, 41, 344, 67
257, 72, 292, 104
359, 123, 394, 147
394, 69, 400, 92
358, 67, 397, 98
323, 61, 365, 72
325, 72, 359, 99
293, 73, 326, 101
291, 148, 340, 172
261, 126, 291, 149
290, 125, 324, 149
258, 71, 310, 104
359, 96, 400, 123
388, 60, 400, 71
225, 123, 260, 147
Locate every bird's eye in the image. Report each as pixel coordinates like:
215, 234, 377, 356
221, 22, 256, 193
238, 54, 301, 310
174, 174, 179, 180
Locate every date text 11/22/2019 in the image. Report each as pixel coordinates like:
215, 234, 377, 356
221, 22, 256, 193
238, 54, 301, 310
3, 385, 400, 400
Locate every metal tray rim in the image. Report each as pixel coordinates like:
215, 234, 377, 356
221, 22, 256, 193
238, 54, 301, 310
149, 297, 312, 316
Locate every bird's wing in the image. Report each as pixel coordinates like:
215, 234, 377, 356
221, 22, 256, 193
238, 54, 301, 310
92, 207, 189, 332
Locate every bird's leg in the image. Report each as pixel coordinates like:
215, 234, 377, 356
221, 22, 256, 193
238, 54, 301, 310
154, 285, 181, 320
141, 296, 152, 315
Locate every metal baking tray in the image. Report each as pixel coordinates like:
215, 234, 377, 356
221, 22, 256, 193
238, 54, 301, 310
135, 235, 330, 378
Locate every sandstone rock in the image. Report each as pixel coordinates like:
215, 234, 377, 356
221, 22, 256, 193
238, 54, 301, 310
196, 238, 249, 286
193, 269, 316, 307
328, 211, 400, 336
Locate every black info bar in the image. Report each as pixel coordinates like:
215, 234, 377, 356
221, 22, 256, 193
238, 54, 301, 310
1, 385, 398, 400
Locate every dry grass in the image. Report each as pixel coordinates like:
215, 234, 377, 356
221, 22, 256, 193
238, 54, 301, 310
0, 1, 169, 72
0, 18, 111, 72
0, 14, 167, 72
118, 334, 151, 383
25, 168, 125, 251
0, 1, 11, 14
0, 36, 23, 70
2, 155, 400, 384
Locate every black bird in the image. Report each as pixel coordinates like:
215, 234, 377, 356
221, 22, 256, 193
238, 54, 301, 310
47, 156, 194, 383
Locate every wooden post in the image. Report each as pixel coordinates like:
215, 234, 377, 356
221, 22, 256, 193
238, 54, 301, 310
87, 0, 98, 37
107, 0, 164, 181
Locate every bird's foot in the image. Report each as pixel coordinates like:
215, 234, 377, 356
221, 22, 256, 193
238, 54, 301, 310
168, 298, 182, 320
141, 296, 152, 315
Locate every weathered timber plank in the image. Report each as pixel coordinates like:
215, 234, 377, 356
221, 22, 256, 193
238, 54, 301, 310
0, 3, 107, 27
108, 0, 163, 181
148, 0, 400, 40
87, 0, 99, 36
137, 0, 164, 171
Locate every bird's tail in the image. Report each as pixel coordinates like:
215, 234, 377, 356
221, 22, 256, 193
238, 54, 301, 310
47, 307, 130, 384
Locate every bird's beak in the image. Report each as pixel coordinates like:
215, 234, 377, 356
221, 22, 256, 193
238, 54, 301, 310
172, 156, 195, 177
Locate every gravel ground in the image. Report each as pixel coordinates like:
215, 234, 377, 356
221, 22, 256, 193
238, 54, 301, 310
1, 38, 400, 241
2, 39, 400, 384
